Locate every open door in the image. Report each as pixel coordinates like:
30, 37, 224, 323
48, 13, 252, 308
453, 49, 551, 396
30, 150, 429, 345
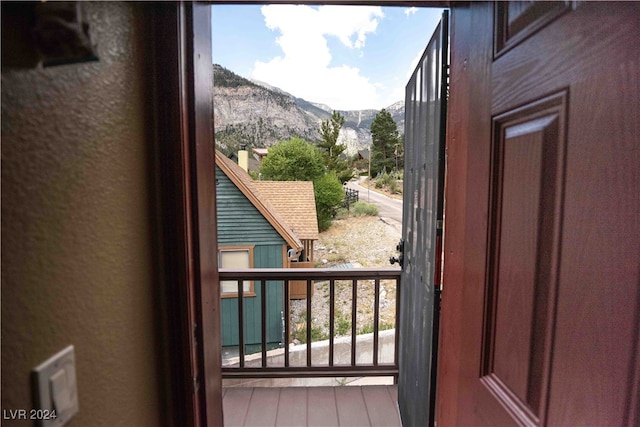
397, 10, 448, 427
438, 2, 640, 425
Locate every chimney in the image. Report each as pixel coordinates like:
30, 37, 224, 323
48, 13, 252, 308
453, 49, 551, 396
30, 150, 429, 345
238, 143, 249, 172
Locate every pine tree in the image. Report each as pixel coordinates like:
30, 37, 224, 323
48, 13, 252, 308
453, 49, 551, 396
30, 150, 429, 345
370, 109, 399, 175
318, 111, 345, 158
318, 111, 354, 183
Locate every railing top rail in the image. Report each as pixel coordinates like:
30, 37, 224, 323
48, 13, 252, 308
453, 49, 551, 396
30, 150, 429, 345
219, 268, 401, 280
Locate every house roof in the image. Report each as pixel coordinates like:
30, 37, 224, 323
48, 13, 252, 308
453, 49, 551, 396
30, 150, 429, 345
358, 149, 370, 159
253, 181, 319, 241
252, 148, 269, 158
215, 151, 303, 250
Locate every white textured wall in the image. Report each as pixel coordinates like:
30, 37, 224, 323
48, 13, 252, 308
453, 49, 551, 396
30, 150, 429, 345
1, 3, 162, 425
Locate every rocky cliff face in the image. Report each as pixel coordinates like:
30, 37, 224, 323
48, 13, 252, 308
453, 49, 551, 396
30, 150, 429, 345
213, 65, 404, 157
214, 84, 323, 147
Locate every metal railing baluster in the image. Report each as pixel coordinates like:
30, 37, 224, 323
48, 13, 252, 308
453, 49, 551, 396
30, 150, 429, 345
284, 279, 290, 368
351, 279, 357, 367
329, 279, 335, 367
237, 279, 244, 368
306, 279, 312, 367
374, 279, 380, 366
260, 280, 266, 367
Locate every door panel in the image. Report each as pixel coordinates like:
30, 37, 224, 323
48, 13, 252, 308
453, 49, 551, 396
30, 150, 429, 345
482, 92, 567, 425
439, 2, 640, 426
494, 1, 570, 57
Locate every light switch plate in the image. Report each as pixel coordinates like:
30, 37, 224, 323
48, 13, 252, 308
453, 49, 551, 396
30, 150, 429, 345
32, 345, 79, 427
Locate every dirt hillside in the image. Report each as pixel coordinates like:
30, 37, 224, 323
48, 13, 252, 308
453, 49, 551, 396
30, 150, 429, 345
289, 216, 401, 344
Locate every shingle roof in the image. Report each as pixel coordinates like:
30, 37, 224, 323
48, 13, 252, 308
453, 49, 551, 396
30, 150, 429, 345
254, 181, 319, 241
252, 148, 269, 157
215, 151, 302, 250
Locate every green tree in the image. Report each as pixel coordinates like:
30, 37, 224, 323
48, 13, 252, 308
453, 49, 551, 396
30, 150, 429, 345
318, 111, 345, 158
260, 137, 345, 231
318, 111, 354, 184
370, 109, 399, 175
260, 137, 325, 181
313, 172, 345, 231
396, 133, 405, 171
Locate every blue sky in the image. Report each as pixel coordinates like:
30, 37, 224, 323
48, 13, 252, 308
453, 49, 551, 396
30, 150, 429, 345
211, 5, 443, 111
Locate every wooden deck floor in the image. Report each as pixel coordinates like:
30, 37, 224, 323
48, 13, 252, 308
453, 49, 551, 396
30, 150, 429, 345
223, 385, 401, 427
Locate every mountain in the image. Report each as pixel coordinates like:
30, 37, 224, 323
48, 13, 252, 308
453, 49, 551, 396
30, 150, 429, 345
213, 65, 404, 157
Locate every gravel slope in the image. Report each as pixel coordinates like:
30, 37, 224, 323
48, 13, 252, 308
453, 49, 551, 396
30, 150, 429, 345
289, 216, 401, 344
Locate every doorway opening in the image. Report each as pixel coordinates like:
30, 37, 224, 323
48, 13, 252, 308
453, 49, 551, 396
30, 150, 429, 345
209, 4, 449, 427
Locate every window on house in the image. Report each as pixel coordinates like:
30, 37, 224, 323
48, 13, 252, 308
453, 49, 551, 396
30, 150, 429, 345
219, 246, 255, 298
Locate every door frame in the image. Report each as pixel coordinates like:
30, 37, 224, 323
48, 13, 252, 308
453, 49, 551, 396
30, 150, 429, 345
159, 1, 453, 425
173, 1, 640, 424
154, 2, 222, 426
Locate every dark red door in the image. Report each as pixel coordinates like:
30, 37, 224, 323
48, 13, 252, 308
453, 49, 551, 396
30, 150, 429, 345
438, 2, 640, 426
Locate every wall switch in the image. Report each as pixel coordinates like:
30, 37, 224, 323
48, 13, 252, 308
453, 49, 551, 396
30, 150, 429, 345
32, 345, 78, 427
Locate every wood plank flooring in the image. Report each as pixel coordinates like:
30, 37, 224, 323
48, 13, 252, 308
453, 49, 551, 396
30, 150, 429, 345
223, 386, 401, 427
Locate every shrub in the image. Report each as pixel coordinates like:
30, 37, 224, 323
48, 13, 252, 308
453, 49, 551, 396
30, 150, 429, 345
372, 172, 401, 194
314, 172, 345, 231
334, 207, 349, 220
335, 311, 351, 336
388, 179, 400, 194
292, 309, 329, 344
352, 201, 378, 217
379, 173, 391, 186
358, 321, 395, 335
292, 323, 329, 344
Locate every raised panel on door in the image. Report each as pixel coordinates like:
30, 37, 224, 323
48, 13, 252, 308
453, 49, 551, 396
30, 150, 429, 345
482, 93, 567, 426
494, 1, 571, 57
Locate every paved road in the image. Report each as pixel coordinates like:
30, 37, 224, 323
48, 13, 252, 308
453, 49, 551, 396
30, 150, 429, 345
345, 179, 403, 225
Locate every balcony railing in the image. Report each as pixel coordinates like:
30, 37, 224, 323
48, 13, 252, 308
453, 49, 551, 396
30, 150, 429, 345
219, 268, 401, 380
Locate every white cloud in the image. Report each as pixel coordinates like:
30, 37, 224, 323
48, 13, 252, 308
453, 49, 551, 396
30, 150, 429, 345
407, 48, 425, 80
251, 5, 384, 110
387, 86, 406, 107
405, 7, 418, 17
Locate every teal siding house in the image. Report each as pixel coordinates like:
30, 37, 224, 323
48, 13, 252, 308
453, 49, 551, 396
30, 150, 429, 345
215, 151, 318, 350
